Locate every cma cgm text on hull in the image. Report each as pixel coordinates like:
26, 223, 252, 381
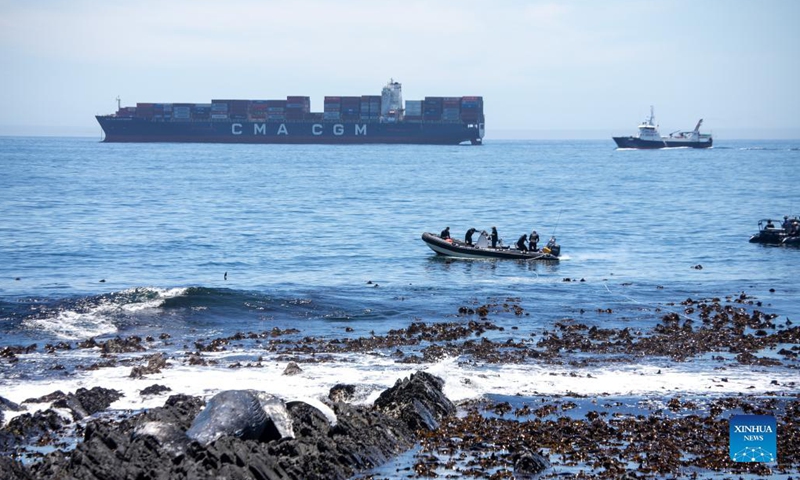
96, 80, 485, 145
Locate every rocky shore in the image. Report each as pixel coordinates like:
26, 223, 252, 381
1, 291, 798, 478
1, 371, 462, 480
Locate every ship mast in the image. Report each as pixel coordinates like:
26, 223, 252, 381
116, 96, 121, 111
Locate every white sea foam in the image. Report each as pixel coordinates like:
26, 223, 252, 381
119, 287, 188, 312
2, 351, 796, 427
25, 310, 118, 340
21, 287, 189, 340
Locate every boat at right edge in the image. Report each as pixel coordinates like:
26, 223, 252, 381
613, 106, 712, 149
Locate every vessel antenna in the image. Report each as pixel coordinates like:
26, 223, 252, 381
552, 209, 563, 237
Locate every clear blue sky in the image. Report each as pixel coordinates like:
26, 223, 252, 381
1, 0, 798, 139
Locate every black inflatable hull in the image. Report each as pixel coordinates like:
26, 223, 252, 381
421, 232, 559, 261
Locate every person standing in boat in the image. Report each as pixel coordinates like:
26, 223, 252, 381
440, 227, 451, 239
529, 230, 540, 251
782, 216, 796, 234
465, 228, 477, 246
516, 234, 529, 252
490, 227, 499, 248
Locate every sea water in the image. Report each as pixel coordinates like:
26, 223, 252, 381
0, 136, 798, 416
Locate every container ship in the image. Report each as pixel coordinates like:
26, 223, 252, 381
96, 80, 485, 145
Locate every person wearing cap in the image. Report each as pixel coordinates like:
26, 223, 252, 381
440, 226, 451, 239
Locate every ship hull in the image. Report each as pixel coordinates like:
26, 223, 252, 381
96, 117, 483, 145
613, 136, 713, 149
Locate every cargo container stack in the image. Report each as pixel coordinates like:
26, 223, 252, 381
359, 95, 381, 121
135, 103, 154, 119
116, 106, 137, 118
229, 100, 249, 120
423, 97, 443, 121
441, 97, 461, 122
152, 104, 168, 121
341, 96, 361, 121
404, 100, 422, 120
285, 96, 310, 121
460, 96, 483, 123
266, 100, 286, 122
323, 97, 341, 121
211, 101, 229, 121
192, 104, 211, 120
249, 100, 268, 120
173, 103, 192, 122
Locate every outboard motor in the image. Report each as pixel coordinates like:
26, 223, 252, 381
545, 237, 560, 257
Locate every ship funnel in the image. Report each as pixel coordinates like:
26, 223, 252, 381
381, 79, 403, 116
694, 119, 703, 132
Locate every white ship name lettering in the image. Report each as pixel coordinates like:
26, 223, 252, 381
235, 123, 369, 136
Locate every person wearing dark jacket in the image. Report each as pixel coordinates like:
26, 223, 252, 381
516, 234, 529, 251
440, 227, 451, 239
490, 227, 499, 248
464, 228, 477, 246
529, 230, 540, 251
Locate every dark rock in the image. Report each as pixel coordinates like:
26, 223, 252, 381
0, 395, 25, 413
0, 396, 26, 426
30, 395, 205, 480
140, 384, 172, 397
75, 387, 123, 415
374, 371, 456, 431
25, 387, 122, 422
0, 456, 33, 480
130, 353, 169, 378
283, 361, 303, 375
23, 390, 67, 405
186, 390, 270, 445
513, 451, 550, 476
141, 394, 205, 430
100, 336, 146, 354
3, 409, 68, 441
132, 420, 192, 457
21, 372, 450, 480
328, 384, 356, 403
